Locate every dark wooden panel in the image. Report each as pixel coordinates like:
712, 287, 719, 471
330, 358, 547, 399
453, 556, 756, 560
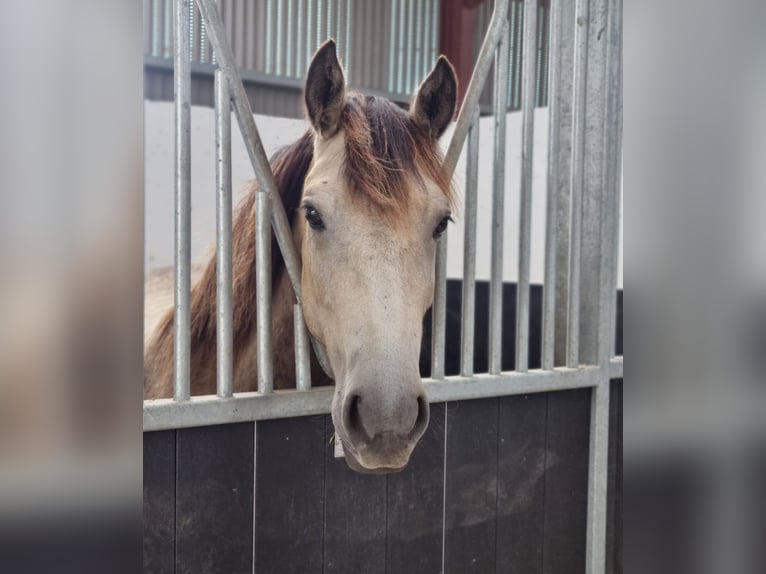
254, 416, 325, 574
143, 430, 175, 574
496, 393, 547, 574
606, 379, 623, 574
176, 423, 254, 574
386, 403, 447, 574
323, 416, 387, 574
542, 389, 591, 574
443, 398, 499, 574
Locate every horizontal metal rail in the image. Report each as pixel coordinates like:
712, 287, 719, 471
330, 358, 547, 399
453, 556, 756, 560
609, 356, 623, 379
144, 366, 602, 431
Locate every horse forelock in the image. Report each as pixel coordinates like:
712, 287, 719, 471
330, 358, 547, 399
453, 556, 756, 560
340, 92, 454, 215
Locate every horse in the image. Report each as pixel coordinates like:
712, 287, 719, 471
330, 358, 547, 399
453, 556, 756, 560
144, 40, 458, 473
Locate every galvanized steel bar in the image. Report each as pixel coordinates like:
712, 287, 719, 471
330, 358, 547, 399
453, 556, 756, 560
489, 24, 510, 375
542, 0, 563, 371
460, 110, 480, 377
294, 304, 312, 391
214, 70, 234, 398
431, 235, 448, 379
566, 0, 589, 368
608, 356, 622, 379
584, 0, 621, 571
444, 0, 508, 178
553, 0, 576, 367
515, 0, 537, 373
144, 367, 601, 431
256, 191, 274, 394
173, 0, 192, 402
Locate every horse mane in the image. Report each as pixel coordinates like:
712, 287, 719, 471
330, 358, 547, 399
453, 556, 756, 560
144, 92, 453, 397
342, 92, 454, 212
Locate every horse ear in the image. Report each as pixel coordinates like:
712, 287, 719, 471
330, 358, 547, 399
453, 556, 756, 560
411, 56, 458, 139
305, 39, 346, 138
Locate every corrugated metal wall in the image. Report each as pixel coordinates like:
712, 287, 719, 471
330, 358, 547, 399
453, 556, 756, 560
144, 0, 550, 117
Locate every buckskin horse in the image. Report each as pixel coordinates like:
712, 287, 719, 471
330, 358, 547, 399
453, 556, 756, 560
145, 40, 458, 473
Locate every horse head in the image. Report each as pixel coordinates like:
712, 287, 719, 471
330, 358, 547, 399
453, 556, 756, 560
298, 40, 457, 473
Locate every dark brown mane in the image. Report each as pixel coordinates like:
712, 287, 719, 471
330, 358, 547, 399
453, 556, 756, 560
341, 92, 454, 213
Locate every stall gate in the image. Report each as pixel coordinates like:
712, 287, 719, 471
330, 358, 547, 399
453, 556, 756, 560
143, 0, 623, 572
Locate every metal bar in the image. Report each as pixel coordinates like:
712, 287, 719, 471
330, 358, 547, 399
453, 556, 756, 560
255, 191, 274, 394
173, 0, 192, 402
489, 24, 510, 375
265, 0, 274, 74
460, 109, 480, 377
214, 70, 234, 398
444, 0, 509, 177
515, 0, 537, 373
542, 0, 563, 371
586, 379, 610, 574
294, 304, 312, 391
553, 0, 576, 367
566, 0, 589, 368
431, 235, 448, 379
583, 0, 620, 570
609, 356, 622, 379
144, 367, 601, 431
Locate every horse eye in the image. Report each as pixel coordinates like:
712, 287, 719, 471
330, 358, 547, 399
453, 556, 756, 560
433, 216, 452, 239
304, 206, 325, 230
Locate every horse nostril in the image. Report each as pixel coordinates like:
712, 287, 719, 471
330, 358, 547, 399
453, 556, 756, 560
343, 393, 366, 440
409, 394, 429, 439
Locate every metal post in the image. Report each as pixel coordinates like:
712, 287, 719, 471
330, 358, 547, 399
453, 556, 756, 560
542, 0, 563, 370
444, 0, 509, 178
489, 23, 510, 375
256, 191, 274, 394
553, 0, 577, 367
173, 0, 192, 402
460, 109, 480, 377
294, 304, 312, 391
215, 69, 234, 398
515, 0, 537, 373
566, 0, 589, 368
431, 236, 447, 379
583, 0, 621, 571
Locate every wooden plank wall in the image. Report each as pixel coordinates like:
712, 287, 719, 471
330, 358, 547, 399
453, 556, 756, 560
144, 283, 623, 573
